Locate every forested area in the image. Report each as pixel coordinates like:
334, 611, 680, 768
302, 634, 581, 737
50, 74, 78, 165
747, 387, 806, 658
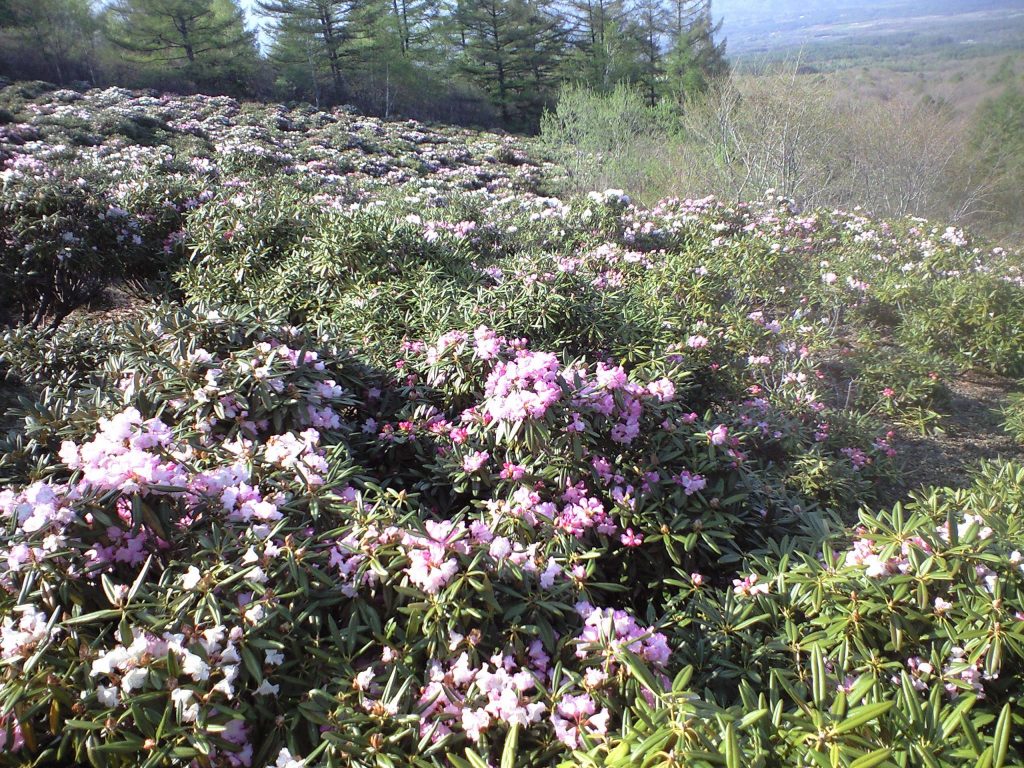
0, 0, 727, 130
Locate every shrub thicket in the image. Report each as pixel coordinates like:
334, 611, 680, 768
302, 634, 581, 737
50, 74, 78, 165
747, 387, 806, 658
541, 75, 1013, 240
1, 84, 1023, 767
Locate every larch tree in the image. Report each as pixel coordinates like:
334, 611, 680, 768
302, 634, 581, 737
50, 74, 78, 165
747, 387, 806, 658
259, 0, 355, 102
453, 0, 566, 129
105, 0, 255, 88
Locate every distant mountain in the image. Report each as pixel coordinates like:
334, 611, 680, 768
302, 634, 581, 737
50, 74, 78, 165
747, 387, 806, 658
714, 0, 1024, 53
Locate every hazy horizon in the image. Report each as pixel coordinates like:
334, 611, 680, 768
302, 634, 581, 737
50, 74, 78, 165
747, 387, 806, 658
712, 0, 1024, 53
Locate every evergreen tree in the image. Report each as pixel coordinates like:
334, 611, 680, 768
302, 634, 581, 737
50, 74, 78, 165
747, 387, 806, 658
264, 21, 329, 104
521, 0, 569, 121
259, 0, 354, 102
4, 0, 99, 83
627, 0, 668, 106
563, 0, 635, 91
453, 0, 566, 130
105, 0, 255, 88
664, 0, 727, 100
973, 85, 1024, 235
343, 0, 431, 115
379, 0, 433, 56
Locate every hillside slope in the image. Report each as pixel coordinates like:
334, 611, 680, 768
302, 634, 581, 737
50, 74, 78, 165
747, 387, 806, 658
1, 84, 1024, 766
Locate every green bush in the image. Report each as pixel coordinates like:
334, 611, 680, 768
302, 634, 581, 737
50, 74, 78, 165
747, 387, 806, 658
2, 86, 1024, 768
540, 83, 678, 199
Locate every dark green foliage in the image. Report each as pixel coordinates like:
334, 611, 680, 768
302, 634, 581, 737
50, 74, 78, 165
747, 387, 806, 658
1, 85, 1023, 768
451, 0, 567, 130
105, 0, 258, 90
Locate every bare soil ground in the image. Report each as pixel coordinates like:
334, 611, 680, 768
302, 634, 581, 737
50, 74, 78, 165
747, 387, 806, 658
884, 369, 1024, 501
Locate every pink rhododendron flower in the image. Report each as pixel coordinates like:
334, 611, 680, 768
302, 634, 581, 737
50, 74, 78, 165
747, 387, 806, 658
620, 528, 643, 547
552, 694, 610, 748
462, 450, 489, 473
708, 424, 729, 446
732, 574, 769, 597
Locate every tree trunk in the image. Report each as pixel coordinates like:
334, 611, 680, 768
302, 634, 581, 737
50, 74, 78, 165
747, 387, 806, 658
319, 11, 345, 101
488, 5, 509, 123
176, 16, 196, 62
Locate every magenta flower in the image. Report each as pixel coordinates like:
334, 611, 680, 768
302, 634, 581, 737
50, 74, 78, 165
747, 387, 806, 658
462, 451, 489, 473
620, 528, 643, 547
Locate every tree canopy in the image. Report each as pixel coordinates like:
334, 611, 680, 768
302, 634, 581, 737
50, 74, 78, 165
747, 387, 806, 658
0, 0, 729, 129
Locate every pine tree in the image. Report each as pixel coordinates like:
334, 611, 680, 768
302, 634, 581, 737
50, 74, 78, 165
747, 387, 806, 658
343, 0, 435, 115
265, 21, 329, 104
664, 0, 727, 101
259, 0, 355, 102
105, 0, 255, 88
563, 0, 634, 91
4, 0, 99, 83
381, 0, 434, 56
627, 0, 668, 106
453, 0, 566, 130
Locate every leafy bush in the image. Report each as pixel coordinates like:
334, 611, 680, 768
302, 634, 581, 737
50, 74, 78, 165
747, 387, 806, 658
540, 84, 677, 199
2, 85, 1024, 768
1003, 390, 1024, 445
177, 192, 475, 328
597, 460, 1024, 768
0, 308, 1021, 767
0, 162, 189, 329
541, 68, 1012, 238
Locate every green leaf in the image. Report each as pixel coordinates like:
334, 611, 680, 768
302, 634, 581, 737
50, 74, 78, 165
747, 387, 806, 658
620, 649, 663, 698
941, 695, 977, 739
737, 708, 769, 730
127, 554, 154, 604
811, 646, 826, 706
993, 703, 1012, 768
63, 609, 124, 626
240, 644, 262, 681
501, 723, 519, 768
724, 722, 740, 768
899, 673, 925, 725
850, 748, 891, 768
833, 701, 894, 734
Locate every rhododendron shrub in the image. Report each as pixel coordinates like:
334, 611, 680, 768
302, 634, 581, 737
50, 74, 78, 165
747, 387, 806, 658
5, 308, 1017, 767
0, 309, 685, 766
2, 86, 1024, 767
584, 461, 1024, 767
0, 169, 184, 328
388, 326, 896, 591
